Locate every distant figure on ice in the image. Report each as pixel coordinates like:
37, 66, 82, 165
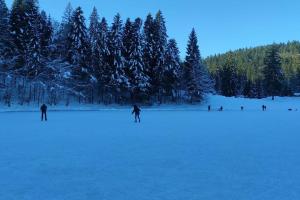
218, 106, 223, 111
241, 106, 244, 111
40, 104, 47, 121
262, 105, 267, 111
208, 105, 211, 112
132, 105, 141, 123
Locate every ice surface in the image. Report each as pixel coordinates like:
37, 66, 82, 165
0, 96, 300, 199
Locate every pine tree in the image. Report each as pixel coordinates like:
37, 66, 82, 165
22, 0, 43, 80
0, 0, 12, 71
38, 11, 52, 57
97, 17, 110, 102
143, 14, 156, 97
128, 18, 149, 102
122, 18, 133, 67
153, 11, 168, 101
0, 0, 9, 42
263, 44, 284, 100
88, 7, 101, 100
183, 29, 211, 102
218, 53, 238, 97
162, 39, 181, 101
89, 7, 100, 71
9, 0, 43, 78
154, 11, 168, 68
89, 7, 107, 100
10, 0, 27, 69
98, 17, 109, 67
68, 7, 92, 102
53, 2, 73, 59
295, 68, 300, 92
107, 13, 128, 103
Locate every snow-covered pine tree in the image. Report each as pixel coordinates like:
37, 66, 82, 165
143, 14, 156, 98
122, 18, 133, 77
128, 18, 149, 102
22, 0, 43, 80
154, 10, 168, 88
107, 13, 129, 103
162, 39, 181, 101
68, 7, 92, 103
183, 29, 212, 102
53, 2, 73, 59
89, 7, 100, 73
263, 44, 284, 100
0, 0, 12, 73
88, 7, 101, 101
10, 0, 27, 70
38, 12, 57, 100
122, 18, 133, 58
0, 0, 9, 50
38, 11, 52, 58
98, 17, 109, 67
9, 0, 51, 104
96, 17, 111, 103
152, 10, 168, 102
0, 0, 13, 105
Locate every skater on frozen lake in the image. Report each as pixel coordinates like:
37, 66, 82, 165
40, 104, 47, 121
132, 105, 141, 123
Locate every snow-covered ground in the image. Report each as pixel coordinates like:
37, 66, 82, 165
1, 95, 300, 112
0, 96, 300, 200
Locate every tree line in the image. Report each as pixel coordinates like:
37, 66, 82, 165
1, 0, 298, 107
205, 42, 300, 99
0, 0, 213, 106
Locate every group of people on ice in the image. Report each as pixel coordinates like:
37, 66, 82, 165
208, 104, 296, 112
40, 102, 296, 122
40, 104, 142, 123
207, 105, 267, 112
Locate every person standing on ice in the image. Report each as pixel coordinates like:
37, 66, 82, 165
40, 104, 48, 121
132, 105, 141, 123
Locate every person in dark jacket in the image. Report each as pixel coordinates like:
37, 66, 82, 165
208, 105, 211, 112
132, 105, 141, 123
40, 104, 47, 121
218, 106, 223, 111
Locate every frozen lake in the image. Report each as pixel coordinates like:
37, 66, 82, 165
0, 105, 300, 199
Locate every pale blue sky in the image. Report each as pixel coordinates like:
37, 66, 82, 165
5, 0, 300, 58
